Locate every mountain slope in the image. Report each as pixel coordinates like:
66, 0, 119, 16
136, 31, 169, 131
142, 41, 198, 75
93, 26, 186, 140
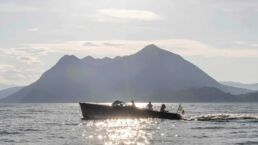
0, 87, 23, 100
1, 44, 248, 103
221, 81, 258, 91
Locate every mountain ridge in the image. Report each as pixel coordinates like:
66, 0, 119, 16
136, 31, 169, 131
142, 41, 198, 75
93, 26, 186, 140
1, 44, 256, 103
221, 81, 258, 91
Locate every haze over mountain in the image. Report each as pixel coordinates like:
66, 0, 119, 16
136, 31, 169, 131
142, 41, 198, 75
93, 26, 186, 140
0, 87, 23, 100
221, 81, 258, 91
1, 44, 256, 103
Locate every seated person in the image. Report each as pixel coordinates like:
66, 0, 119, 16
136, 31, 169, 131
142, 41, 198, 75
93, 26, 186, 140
146, 101, 153, 111
160, 104, 167, 112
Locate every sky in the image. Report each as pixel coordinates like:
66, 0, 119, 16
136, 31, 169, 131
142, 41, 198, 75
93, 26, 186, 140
0, 0, 258, 89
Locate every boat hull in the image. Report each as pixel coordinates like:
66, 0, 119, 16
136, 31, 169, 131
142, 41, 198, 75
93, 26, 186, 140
79, 103, 182, 120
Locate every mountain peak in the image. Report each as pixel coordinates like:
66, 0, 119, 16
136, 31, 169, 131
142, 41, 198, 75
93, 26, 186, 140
142, 44, 161, 51
61, 55, 78, 60
136, 44, 179, 58
57, 55, 80, 65
82, 56, 94, 61
137, 44, 163, 55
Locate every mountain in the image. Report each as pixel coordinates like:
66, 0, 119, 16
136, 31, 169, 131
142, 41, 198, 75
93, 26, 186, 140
237, 91, 258, 102
221, 84, 254, 95
171, 87, 236, 102
1, 44, 253, 103
0, 87, 23, 100
221, 81, 258, 91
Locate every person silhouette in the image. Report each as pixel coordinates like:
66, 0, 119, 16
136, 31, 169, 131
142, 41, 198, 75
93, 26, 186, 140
160, 104, 166, 112
131, 100, 136, 107
147, 101, 153, 111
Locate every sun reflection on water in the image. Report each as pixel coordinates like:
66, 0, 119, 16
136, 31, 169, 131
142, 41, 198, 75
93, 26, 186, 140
81, 118, 156, 145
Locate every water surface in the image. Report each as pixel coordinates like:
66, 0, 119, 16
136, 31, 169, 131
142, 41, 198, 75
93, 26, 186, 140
0, 103, 258, 145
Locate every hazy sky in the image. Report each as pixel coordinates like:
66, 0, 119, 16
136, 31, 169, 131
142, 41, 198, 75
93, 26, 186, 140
1, 0, 258, 89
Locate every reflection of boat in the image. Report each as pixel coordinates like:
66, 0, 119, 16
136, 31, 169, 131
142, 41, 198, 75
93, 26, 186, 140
79, 103, 182, 120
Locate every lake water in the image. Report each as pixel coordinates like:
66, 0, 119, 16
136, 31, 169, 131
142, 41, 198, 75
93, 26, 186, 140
0, 103, 258, 145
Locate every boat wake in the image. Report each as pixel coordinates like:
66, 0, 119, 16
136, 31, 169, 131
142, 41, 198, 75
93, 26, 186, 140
187, 113, 258, 122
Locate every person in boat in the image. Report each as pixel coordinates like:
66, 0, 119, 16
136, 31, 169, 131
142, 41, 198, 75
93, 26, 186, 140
131, 100, 136, 107
160, 104, 167, 112
146, 101, 153, 111
112, 100, 125, 107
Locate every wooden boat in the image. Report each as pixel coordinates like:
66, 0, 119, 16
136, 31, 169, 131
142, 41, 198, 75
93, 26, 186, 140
79, 102, 182, 120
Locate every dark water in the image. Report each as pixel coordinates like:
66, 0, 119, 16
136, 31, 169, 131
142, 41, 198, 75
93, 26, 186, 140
0, 103, 258, 145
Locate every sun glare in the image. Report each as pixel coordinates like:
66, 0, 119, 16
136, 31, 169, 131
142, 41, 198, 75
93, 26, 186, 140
81, 118, 154, 145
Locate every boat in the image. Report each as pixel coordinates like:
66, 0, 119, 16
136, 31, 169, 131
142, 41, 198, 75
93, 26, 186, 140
79, 102, 182, 120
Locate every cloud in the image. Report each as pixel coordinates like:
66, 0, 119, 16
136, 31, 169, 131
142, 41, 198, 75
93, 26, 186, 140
83, 42, 98, 47
96, 9, 162, 22
250, 43, 258, 48
5, 47, 52, 56
1, 47, 53, 65
0, 45, 59, 87
27, 28, 39, 32
16, 56, 41, 64
0, 3, 38, 13
16, 47, 52, 55
80, 42, 124, 47
26, 39, 258, 58
0, 60, 44, 87
232, 41, 258, 49
103, 42, 124, 47
0, 64, 14, 71
0, 64, 24, 87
